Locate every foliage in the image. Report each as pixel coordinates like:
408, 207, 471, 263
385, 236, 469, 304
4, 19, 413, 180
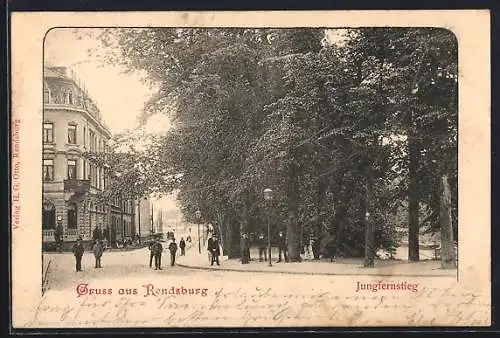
89, 27, 458, 259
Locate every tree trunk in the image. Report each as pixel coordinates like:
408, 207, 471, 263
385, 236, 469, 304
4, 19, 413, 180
364, 175, 375, 268
240, 196, 250, 263
440, 174, 456, 269
227, 218, 241, 259
286, 162, 302, 262
408, 121, 420, 261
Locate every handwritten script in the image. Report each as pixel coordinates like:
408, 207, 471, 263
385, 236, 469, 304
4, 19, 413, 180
25, 285, 489, 327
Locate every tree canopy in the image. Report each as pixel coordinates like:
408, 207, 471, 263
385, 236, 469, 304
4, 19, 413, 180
87, 27, 458, 261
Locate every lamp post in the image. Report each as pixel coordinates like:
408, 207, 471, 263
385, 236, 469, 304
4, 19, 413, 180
56, 215, 63, 253
195, 210, 201, 254
263, 188, 273, 267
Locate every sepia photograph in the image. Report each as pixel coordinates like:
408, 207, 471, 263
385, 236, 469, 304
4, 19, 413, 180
41, 26, 459, 292
10, 10, 490, 329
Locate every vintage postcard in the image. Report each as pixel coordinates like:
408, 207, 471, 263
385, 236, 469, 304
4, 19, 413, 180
10, 10, 490, 329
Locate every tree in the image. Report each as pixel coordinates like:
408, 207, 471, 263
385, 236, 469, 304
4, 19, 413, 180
91, 27, 456, 265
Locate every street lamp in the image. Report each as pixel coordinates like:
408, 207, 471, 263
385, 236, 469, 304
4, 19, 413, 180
263, 188, 273, 267
195, 210, 201, 254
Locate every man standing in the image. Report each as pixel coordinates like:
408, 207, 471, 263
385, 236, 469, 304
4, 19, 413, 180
54, 221, 63, 253
168, 238, 178, 266
208, 234, 221, 266
153, 238, 163, 270
179, 237, 186, 256
93, 239, 103, 268
278, 231, 288, 263
71, 236, 85, 272
258, 233, 267, 262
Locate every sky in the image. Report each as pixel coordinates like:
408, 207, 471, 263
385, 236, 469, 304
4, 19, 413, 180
44, 28, 177, 215
44, 28, 172, 136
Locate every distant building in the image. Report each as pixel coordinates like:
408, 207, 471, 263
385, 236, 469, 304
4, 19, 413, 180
134, 197, 152, 240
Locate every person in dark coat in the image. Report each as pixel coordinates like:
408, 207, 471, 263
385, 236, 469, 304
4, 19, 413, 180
241, 233, 250, 264
179, 237, 186, 256
153, 238, 163, 270
54, 223, 63, 253
278, 231, 288, 263
208, 234, 221, 266
168, 238, 178, 266
92, 239, 103, 268
257, 233, 267, 262
71, 236, 85, 271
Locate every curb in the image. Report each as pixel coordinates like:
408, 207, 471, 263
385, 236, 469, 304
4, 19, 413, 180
42, 259, 52, 295
176, 262, 457, 278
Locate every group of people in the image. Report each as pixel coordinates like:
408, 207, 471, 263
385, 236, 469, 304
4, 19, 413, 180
70, 236, 104, 272
242, 230, 289, 264
148, 237, 188, 270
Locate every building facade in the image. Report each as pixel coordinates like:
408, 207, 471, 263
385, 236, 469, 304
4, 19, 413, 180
42, 66, 138, 247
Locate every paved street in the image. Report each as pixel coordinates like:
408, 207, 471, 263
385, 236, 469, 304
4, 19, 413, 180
44, 240, 455, 294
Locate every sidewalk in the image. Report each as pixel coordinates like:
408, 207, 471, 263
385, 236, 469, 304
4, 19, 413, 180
176, 247, 457, 277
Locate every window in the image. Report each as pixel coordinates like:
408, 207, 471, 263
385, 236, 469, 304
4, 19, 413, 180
67, 91, 73, 105
43, 123, 53, 143
67, 159, 77, 179
83, 160, 87, 181
68, 124, 77, 144
43, 159, 54, 181
44, 90, 50, 104
67, 203, 77, 229
89, 130, 95, 152
42, 202, 55, 229
83, 127, 86, 148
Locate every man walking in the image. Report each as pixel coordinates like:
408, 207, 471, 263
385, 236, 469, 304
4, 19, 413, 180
278, 231, 288, 263
179, 237, 186, 256
153, 238, 163, 270
168, 238, 178, 266
208, 234, 221, 266
93, 239, 103, 268
71, 236, 85, 272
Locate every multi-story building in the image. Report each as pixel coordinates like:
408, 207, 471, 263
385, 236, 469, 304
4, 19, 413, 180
42, 66, 136, 248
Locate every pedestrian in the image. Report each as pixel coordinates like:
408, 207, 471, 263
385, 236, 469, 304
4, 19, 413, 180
71, 236, 85, 272
168, 238, 178, 266
148, 239, 155, 268
93, 239, 103, 268
54, 222, 63, 253
153, 238, 163, 270
179, 237, 186, 256
241, 233, 250, 264
258, 233, 267, 262
278, 231, 288, 263
208, 234, 221, 266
